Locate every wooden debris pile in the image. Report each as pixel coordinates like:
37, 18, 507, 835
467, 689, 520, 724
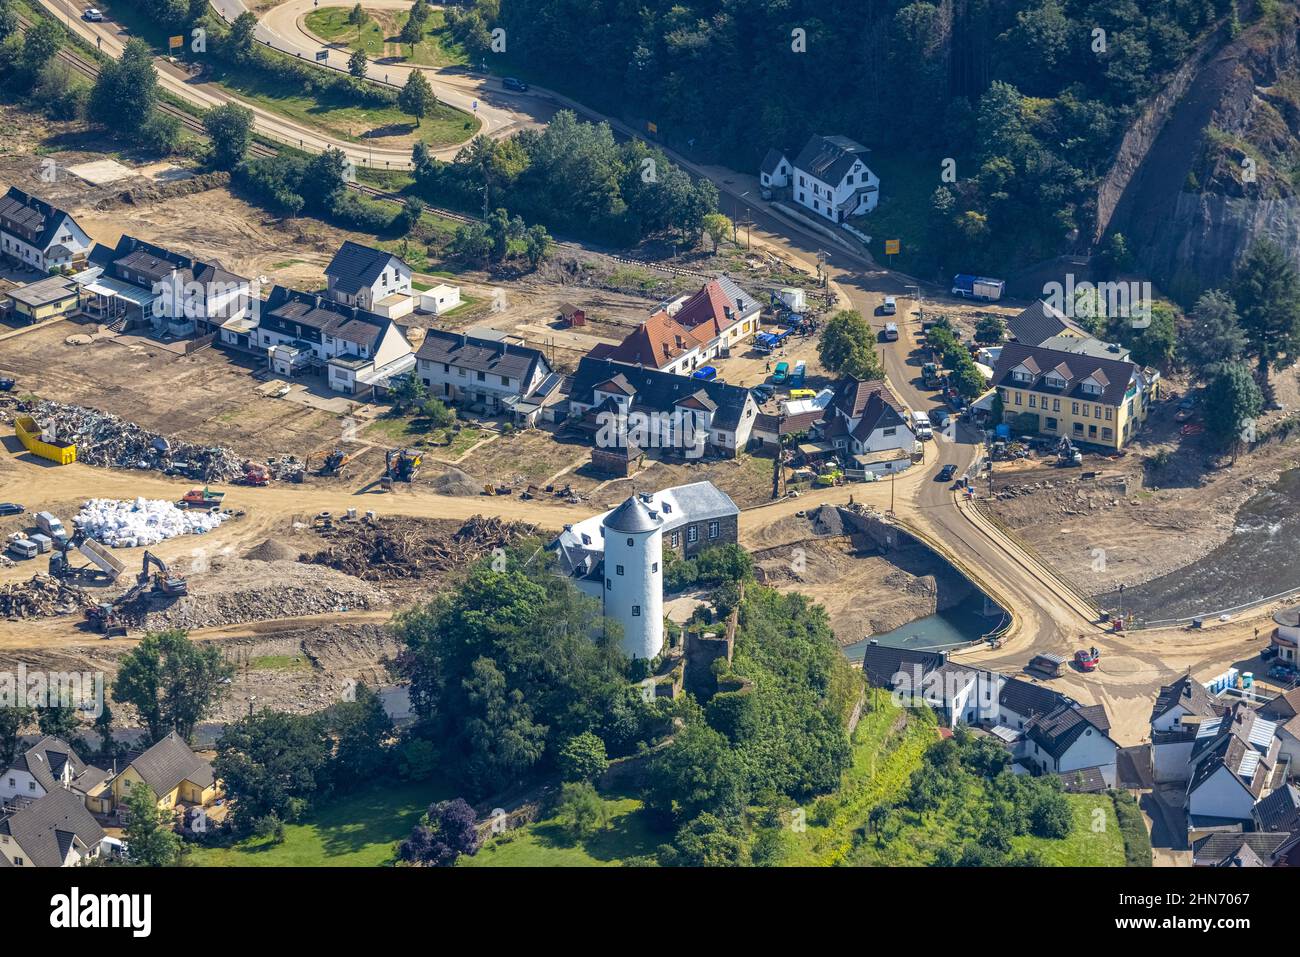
0, 574, 92, 619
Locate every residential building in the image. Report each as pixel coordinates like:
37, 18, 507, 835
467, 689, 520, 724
256, 286, 414, 396
0, 736, 109, 807
588, 309, 704, 374
1252, 782, 1300, 836
1192, 832, 1292, 867
1260, 687, 1300, 764
1150, 674, 1222, 784
0, 187, 92, 272
1021, 701, 1118, 784
1185, 702, 1282, 825
325, 240, 413, 319
815, 377, 917, 473
0, 788, 107, 867
990, 340, 1159, 449
648, 277, 763, 362
415, 327, 552, 420
5, 275, 80, 324
1270, 607, 1300, 668
790, 135, 879, 223
566, 356, 759, 457
1005, 299, 1089, 347
419, 283, 461, 315
759, 148, 792, 190
111, 731, 218, 815
80, 235, 251, 337
551, 482, 739, 661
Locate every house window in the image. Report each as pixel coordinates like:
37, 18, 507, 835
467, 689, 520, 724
687, 526, 699, 543
1071, 402, 1079, 414
708, 521, 719, 539
476, 371, 486, 381
883, 427, 897, 436
606, 579, 612, 590
27, 781, 34, 791
632, 605, 641, 617
1028, 395, 1036, 408
1013, 392, 1022, 406
1045, 417, 1057, 431
1102, 427, 1113, 440
1053, 399, 1060, 412
1073, 422, 1083, 434
626, 538, 634, 547
502, 376, 511, 387
1105, 407, 1113, 420
652, 562, 658, 573
670, 531, 679, 548
1095, 405, 1102, 419
616, 565, 624, 576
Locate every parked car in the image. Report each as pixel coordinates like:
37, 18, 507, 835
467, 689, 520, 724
0, 503, 24, 516
772, 361, 790, 384
502, 77, 529, 92
82, 7, 103, 20
0, 377, 13, 392
692, 366, 718, 381
882, 322, 899, 341
881, 296, 897, 315
936, 464, 957, 482
1269, 663, 1297, 681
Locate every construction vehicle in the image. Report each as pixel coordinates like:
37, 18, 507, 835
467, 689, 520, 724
1074, 647, 1100, 672
921, 362, 940, 389
77, 538, 126, 582
179, 487, 225, 511
85, 602, 127, 638
309, 448, 353, 478
140, 551, 187, 596
385, 448, 422, 483
1056, 438, 1083, 467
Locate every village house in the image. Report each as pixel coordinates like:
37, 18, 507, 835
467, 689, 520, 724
79, 235, 251, 337
324, 240, 414, 319
589, 309, 704, 374
1192, 831, 1296, 867
110, 731, 219, 817
565, 356, 759, 459
4, 275, 80, 324
0, 736, 109, 808
1150, 674, 1223, 784
1269, 607, 1300, 670
0, 186, 92, 273
256, 286, 415, 397
813, 378, 917, 474
0, 788, 107, 867
415, 327, 554, 423
759, 148, 792, 191
1004, 299, 1090, 348
990, 340, 1159, 450
788, 134, 879, 224
1259, 687, 1300, 764
1184, 701, 1282, 828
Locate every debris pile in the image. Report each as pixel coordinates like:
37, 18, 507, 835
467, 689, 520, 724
76, 497, 228, 547
29, 401, 246, 480
303, 515, 538, 581
0, 574, 91, 619
244, 538, 302, 562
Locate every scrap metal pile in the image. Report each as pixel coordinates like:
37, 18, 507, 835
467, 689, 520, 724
30, 401, 246, 481
0, 574, 91, 619
302, 515, 539, 581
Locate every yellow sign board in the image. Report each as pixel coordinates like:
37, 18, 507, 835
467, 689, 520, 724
169, 35, 184, 49
646, 121, 657, 134
884, 239, 900, 255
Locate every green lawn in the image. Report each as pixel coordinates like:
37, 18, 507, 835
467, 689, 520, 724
463, 794, 661, 867
306, 7, 469, 68
188, 779, 450, 867
248, 654, 312, 671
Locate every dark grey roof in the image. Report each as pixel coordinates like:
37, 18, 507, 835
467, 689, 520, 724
91, 235, 248, 295
0, 788, 104, 867
1026, 703, 1112, 761
1152, 674, 1218, 723
325, 240, 407, 296
1058, 766, 1107, 793
416, 327, 548, 384
0, 186, 76, 250
6, 736, 100, 795
128, 730, 214, 797
604, 495, 663, 533
999, 676, 1070, 721
569, 357, 755, 432
861, 644, 945, 689
1254, 783, 1300, 833
793, 134, 871, 186
1188, 733, 1268, 800
849, 390, 907, 442
263, 286, 392, 349
1193, 832, 1290, 867
1006, 300, 1087, 346
760, 148, 788, 175
992, 341, 1139, 408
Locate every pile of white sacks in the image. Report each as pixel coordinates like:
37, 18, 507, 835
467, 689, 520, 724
76, 498, 228, 548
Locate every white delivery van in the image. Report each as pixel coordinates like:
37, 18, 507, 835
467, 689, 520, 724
911, 410, 933, 440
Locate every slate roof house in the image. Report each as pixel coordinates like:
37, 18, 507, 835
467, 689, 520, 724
111, 731, 218, 815
813, 377, 917, 473
759, 148, 792, 190
1185, 701, 1282, 826
0, 736, 109, 808
1005, 299, 1089, 347
0, 788, 107, 867
1260, 687, 1300, 763
256, 286, 415, 396
565, 356, 759, 457
789, 134, 879, 223
1150, 674, 1223, 784
0, 186, 92, 272
324, 240, 414, 319
415, 327, 555, 423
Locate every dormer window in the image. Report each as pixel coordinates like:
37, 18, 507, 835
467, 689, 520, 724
1045, 375, 1065, 390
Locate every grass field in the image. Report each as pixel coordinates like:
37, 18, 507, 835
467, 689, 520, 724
306, 7, 469, 68
463, 794, 661, 867
188, 779, 449, 867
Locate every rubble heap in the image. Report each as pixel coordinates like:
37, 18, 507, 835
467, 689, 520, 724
303, 515, 539, 581
30, 400, 246, 481
0, 574, 91, 619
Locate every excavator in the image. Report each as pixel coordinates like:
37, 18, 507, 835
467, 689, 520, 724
308, 447, 353, 478
83, 551, 187, 637
384, 448, 422, 484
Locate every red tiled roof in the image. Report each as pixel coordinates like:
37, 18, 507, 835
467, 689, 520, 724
599, 310, 703, 369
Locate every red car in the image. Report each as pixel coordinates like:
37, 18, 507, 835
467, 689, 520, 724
1075, 648, 1100, 672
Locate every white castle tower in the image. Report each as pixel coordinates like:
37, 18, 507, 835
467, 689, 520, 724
601, 494, 664, 660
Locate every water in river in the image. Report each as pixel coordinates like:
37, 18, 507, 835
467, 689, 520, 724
841, 596, 1006, 663
1098, 466, 1300, 622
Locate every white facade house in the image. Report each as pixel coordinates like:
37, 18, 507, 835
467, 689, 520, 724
791, 135, 879, 224
419, 283, 462, 315
325, 241, 414, 319
0, 187, 92, 273
1185, 703, 1281, 824
759, 148, 792, 190
816, 378, 917, 470
0, 788, 107, 868
415, 328, 551, 416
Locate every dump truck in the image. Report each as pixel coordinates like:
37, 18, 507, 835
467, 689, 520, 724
950, 274, 1005, 302
14, 415, 76, 465
179, 487, 225, 511
78, 538, 126, 582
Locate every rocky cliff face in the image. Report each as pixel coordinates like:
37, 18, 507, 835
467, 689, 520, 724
1103, 7, 1300, 304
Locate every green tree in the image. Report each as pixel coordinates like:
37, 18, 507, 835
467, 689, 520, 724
523, 224, 550, 269
348, 48, 369, 79
450, 221, 492, 263
398, 70, 434, 127
657, 811, 745, 866
974, 315, 1005, 344
1184, 290, 1246, 379
348, 2, 367, 38
203, 103, 254, 171
229, 11, 259, 62
326, 683, 393, 788
215, 710, 331, 831
391, 373, 428, 412
818, 310, 884, 380
420, 396, 455, 429
113, 630, 233, 743
1233, 239, 1300, 388
20, 18, 61, 80
554, 780, 607, 838
701, 212, 730, 252
557, 731, 608, 783
0, 705, 32, 765
399, 12, 423, 53
90, 39, 160, 140
37, 704, 80, 741
1029, 789, 1072, 839
122, 783, 184, 866
644, 721, 745, 826
1204, 362, 1263, 458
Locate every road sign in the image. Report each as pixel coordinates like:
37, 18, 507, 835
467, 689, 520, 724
884, 239, 900, 255
647, 121, 657, 134
315, 49, 328, 62
168, 35, 183, 50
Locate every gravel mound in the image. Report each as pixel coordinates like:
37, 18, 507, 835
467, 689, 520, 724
244, 538, 302, 562
430, 468, 480, 496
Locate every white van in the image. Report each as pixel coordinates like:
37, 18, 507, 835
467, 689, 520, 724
911, 410, 933, 440
883, 322, 899, 341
